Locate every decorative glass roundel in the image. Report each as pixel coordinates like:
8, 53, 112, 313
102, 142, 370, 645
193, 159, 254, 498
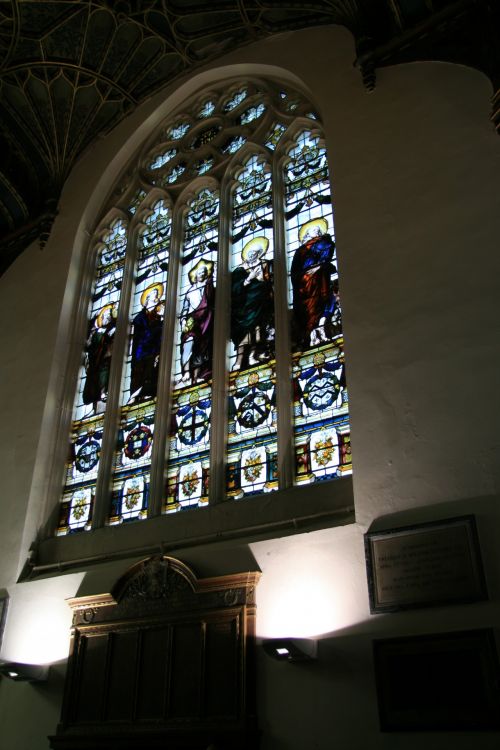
124, 426, 153, 460
75, 439, 100, 473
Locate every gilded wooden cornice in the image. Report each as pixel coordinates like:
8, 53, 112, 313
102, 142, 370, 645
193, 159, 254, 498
66, 554, 260, 628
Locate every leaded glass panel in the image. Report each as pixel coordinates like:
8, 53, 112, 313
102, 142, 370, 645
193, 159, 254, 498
194, 157, 214, 175
227, 155, 277, 498
129, 189, 147, 215
223, 88, 247, 111
149, 149, 177, 169
284, 131, 351, 483
165, 162, 186, 183
239, 103, 265, 125
165, 188, 219, 512
167, 122, 190, 140
109, 201, 171, 524
58, 219, 127, 534
198, 100, 216, 118
265, 123, 286, 151
222, 135, 247, 154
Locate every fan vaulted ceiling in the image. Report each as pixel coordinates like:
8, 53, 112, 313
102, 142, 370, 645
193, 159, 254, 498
0, 0, 497, 273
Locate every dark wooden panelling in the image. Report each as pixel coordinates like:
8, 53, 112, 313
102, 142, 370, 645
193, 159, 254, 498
168, 622, 203, 719
205, 618, 238, 719
74, 634, 108, 723
136, 625, 171, 721
51, 556, 260, 749
105, 630, 139, 721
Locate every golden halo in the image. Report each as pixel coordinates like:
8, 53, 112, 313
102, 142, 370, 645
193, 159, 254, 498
140, 282, 164, 308
96, 303, 116, 328
241, 236, 269, 262
188, 258, 213, 283
298, 217, 328, 243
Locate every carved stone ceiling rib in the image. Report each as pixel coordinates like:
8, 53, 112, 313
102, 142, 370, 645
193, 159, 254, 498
0, 0, 497, 273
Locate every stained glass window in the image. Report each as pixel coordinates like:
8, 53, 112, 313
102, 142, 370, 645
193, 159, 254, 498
109, 201, 171, 524
227, 155, 277, 497
222, 135, 247, 154
58, 219, 127, 534
223, 88, 247, 111
167, 122, 190, 140
129, 189, 147, 215
265, 123, 286, 151
165, 188, 219, 512
190, 126, 221, 149
194, 157, 214, 175
59, 78, 351, 534
198, 101, 216, 118
165, 162, 186, 183
284, 131, 351, 482
149, 149, 177, 169
240, 103, 266, 125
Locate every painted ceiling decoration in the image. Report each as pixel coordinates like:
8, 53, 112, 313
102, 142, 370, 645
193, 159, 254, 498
0, 0, 497, 274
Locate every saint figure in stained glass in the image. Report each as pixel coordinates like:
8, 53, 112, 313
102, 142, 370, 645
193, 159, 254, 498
178, 259, 215, 384
291, 218, 339, 350
231, 236, 274, 370
82, 303, 117, 414
129, 283, 164, 403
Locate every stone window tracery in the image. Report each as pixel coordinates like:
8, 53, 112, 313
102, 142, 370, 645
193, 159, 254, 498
57, 77, 352, 535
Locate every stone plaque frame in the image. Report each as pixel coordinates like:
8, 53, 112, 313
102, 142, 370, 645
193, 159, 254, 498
373, 629, 500, 731
365, 515, 488, 613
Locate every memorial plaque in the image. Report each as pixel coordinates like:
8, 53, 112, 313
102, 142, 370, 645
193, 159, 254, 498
365, 515, 487, 613
373, 629, 500, 731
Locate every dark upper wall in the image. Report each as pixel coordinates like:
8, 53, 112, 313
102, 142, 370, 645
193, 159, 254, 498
0, 0, 498, 273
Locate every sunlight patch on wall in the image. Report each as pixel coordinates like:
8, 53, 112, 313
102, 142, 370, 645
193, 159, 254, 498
1, 573, 84, 665
250, 528, 367, 638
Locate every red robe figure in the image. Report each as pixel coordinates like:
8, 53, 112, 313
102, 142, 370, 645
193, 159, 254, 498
291, 217, 337, 349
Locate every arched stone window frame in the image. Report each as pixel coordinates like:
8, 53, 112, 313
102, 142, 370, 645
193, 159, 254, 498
27, 66, 355, 576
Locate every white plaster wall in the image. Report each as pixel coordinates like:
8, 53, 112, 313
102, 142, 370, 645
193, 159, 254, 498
1, 24, 500, 750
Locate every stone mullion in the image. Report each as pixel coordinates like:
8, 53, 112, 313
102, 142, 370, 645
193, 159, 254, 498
272, 156, 295, 491
210, 184, 231, 505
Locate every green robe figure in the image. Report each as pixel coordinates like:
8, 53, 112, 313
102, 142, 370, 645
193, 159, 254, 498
231, 236, 274, 371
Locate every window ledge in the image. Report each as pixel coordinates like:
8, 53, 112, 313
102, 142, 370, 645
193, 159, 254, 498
23, 476, 354, 580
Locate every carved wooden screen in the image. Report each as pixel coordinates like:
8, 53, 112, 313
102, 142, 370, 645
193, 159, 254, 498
50, 557, 260, 750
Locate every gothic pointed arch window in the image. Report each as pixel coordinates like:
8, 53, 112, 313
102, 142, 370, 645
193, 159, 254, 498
57, 77, 352, 537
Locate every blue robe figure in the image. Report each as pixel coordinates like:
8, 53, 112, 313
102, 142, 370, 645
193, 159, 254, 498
130, 285, 164, 402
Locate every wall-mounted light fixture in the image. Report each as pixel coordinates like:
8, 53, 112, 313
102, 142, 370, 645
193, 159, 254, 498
262, 638, 317, 662
0, 661, 49, 683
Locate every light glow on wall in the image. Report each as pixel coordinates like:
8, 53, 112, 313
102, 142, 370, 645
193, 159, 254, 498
250, 528, 367, 638
256, 569, 339, 638
1, 573, 85, 665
